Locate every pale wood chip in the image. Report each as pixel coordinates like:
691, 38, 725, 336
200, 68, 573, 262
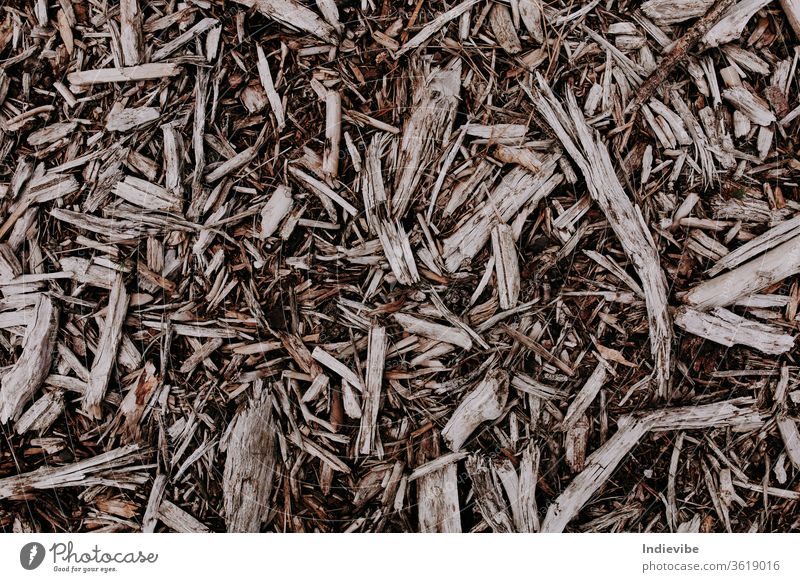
0, 295, 58, 423
68, 63, 181, 85
675, 306, 796, 354
442, 369, 509, 451
84, 275, 129, 418
222, 390, 277, 532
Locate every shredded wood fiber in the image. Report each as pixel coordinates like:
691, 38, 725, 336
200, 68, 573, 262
0, 0, 799, 533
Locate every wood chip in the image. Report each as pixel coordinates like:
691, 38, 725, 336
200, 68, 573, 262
222, 390, 277, 532
0, 295, 58, 423
84, 275, 129, 418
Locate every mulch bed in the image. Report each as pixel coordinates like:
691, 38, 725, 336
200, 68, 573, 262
1, 0, 799, 533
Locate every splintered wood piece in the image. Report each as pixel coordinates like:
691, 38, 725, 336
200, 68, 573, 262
256, 44, 285, 130
151, 17, 217, 61
119, 0, 143, 65
563, 361, 609, 430
396, 0, 480, 56
684, 234, 800, 308
392, 59, 461, 218
142, 473, 167, 532
722, 86, 776, 125
340, 380, 361, 418
532, 76, 673, 398
585, 250, 645, 297
0, 173, 79, 237
278, 332, 322, 376
289, 166, 356, 216
258, 185, 293, 239
376, 218, 420, 285
393, 312, 472, 350
158, 500, 211, 533
442, 369, 509, 451
361, 136, 420, 284
223, 390, 277, 532
646, 399, 764, 431
466, 454, 514, 532
15, 389, 64, 435
301, 374, 330, 403
511, 373, 568, 399
115, 362, 159, 442
675, 306, 796, 355
649, 99, 693, 145
67, 63, 181, 85
0, 295, 58, 423
59, 256, 118, 289
356, 325, 386, 456
703, 0, 773, 47
666, 433, 685, 531
416, 433, 462, 532
442, 157, 559, 271
234, 0, 337, 44
494, 459, 523, 530
114, 175, 181, 212
494, 144, 545, 172
669, 91, 723, 182
517, 441, 541, 532
312, 346, 364, 391
465, 123, 527, 140
491, 223, 520, 310
323, 90, 341, 178
316, 0, 343, 32
27, 121, 77, 146
189, 69, 209, 214
287, 430, 350, 473
565, 415, 591, 472
542, 399, 762, 532
55, 10, 74, 55
502, 325, 575, 376
0, 444, 144, 500
781, 0, 800, 36
408, 451, 468, 481
84, 274, 129, 418
776, 417, 800, 469
205, 146, 257, 183
707, 215, 800, 276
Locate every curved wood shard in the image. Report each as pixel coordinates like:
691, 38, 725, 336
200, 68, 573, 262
531, 76, 673, 398
442, 369, 509, 451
